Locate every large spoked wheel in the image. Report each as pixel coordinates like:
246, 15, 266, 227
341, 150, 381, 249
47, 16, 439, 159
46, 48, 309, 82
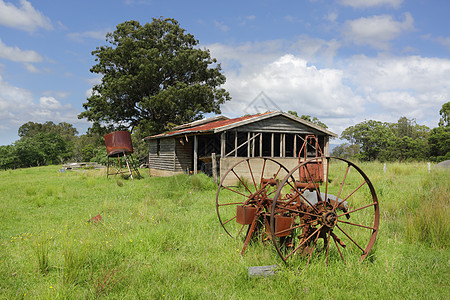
270, 157, 379, 265
216, 157, 294, 253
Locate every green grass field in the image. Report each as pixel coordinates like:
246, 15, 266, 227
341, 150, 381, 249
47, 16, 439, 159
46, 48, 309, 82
0, 162, 448, 299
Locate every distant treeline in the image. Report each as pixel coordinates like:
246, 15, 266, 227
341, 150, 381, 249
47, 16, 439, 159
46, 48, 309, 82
332, 102, 449, 162
0, 121, 148, 170
0, 102, 448, 170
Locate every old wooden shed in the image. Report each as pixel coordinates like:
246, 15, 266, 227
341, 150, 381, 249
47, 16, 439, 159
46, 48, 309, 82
144, 111, 337, 180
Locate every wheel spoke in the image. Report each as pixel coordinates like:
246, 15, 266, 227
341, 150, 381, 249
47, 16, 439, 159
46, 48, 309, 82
231, 169, 252, 194
247, 160, 258, 191
222, 215, 237, 226
285, 225, 324, 260
338, 180, 367, 207
336, 224, 365, 253
337, 220, 376, 230
325, 231, 331, 266
218, 201, 246, 207
273, 205, 321, 219
274, 222, 307, 236
259, 158, 267, 189
221, 185, 250, 198
286, 180, 319, 213
333, 164, 350, 211
337, 202, 376, 218
332, 233, 346, 263
305, 231, 320, 268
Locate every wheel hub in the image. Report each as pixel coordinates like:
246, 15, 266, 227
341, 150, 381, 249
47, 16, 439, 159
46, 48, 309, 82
322, 211, 338, 228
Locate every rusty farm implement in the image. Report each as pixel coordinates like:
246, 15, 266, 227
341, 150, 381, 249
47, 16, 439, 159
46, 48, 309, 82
216, 135, 379, 266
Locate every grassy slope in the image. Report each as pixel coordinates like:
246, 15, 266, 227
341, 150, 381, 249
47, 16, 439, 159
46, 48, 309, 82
0, 163, 448, 299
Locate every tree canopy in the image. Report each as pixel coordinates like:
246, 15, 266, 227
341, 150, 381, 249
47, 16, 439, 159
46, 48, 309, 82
78, 18, 230, 135
287, 111, 328, 129
338, 117, 430, 161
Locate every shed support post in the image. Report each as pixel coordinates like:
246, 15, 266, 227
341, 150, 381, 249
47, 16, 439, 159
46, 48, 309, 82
293, 134, 297, 157
221, 132, 225, 158
247, 132, 251, 157
194, 135, 198, 174
279, 133, 283, 157
212, 152, 217, 184
259, 133, 263, 157
252, 133, 255, 157
234, 131, 238, 157
271, 133, 274, 157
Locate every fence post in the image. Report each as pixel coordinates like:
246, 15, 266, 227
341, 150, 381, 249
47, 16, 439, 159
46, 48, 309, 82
427, 162, 431, 174
383, 163, 386, 173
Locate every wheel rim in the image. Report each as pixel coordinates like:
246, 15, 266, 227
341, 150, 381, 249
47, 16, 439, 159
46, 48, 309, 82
270, 157, 379, 265
216, 157, 292, 242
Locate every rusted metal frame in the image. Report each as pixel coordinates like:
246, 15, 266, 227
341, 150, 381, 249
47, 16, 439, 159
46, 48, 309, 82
273, 205, 321, 219
337, 202, 376, 218
124, 153, 134, 180
285, 179, 320, 214
231, 168, 253, 195
241, 207, 262, 255
336, 224, 365, 253
337, 220, 376, 230
274, 222, 306, 237
303, 159, 324, 203
225, 133, 261, 157
324, 157, 330, 207
285, 224, 324, 260
332, 164, 351, 211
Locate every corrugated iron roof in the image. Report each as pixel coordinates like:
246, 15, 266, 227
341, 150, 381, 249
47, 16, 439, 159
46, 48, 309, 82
144, 111, 337, 140
146, 112, 274, 139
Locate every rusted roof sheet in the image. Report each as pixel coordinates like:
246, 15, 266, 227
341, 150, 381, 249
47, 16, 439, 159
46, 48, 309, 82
144, 111, 337, 140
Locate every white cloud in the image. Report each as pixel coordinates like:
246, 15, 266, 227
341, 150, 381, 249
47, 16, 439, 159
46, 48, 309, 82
339, 0, 403, 9
214, 20, 229, 32
435, 36, 450, 51
207, 47, 365, 133
0, 38, 42, 63
347, 54, 450, 125
67, 29, 110, 42
0, 0, 52, 32
0, 75, 33, 116
342, 13, 414, 50
39, 96, 62, 110
0, 76, 79, 136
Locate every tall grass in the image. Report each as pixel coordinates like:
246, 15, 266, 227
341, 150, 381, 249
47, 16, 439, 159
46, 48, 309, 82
0, 164, 448, 298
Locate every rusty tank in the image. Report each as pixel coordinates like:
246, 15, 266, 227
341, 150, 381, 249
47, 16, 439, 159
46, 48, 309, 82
104, 131, 134, 157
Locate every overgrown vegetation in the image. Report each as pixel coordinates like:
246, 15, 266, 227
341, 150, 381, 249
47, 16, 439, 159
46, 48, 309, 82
0, 163, 448, 298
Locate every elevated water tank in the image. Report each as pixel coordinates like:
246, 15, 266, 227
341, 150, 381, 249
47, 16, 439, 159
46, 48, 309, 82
104, 131, 134, 157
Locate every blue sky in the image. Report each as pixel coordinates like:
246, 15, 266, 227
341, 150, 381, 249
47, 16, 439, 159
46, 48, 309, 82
0, 0, 449, 145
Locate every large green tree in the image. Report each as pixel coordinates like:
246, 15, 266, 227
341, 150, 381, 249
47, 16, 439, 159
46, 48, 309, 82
79, 18, 231, 135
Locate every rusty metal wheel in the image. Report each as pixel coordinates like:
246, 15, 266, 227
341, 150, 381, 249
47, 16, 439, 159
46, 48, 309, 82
216, 157, 293, 254
270, 157, 379, 265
